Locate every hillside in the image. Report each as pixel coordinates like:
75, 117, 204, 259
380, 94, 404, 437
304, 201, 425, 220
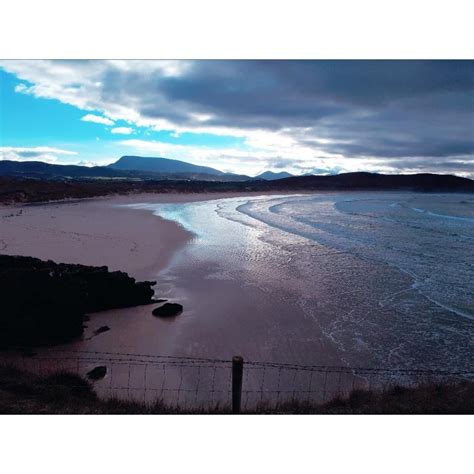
0, 160, 128, 180
276, 172, 474, 191
0, 172, 472, 204
256, 171, 293, 180
1, 365, 473, 414
108, 155, 225, 175
4, 156, 472, 194
0, 160, 252, 182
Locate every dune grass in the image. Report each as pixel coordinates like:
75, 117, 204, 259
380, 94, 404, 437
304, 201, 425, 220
0, 365, 473, 414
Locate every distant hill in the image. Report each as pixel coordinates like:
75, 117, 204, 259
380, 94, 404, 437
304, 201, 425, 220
1, 159, 473, 204
1, 171, 472, 205
274, 172, 474, 192
256, 171, 293, 180
0, 160, 126, 180
0, 160, 252, 182
108, 155, 225, 176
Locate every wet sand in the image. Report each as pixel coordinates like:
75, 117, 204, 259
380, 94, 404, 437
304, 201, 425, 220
0, 191, 306, 280
0, 194, 205, 281
0, 192, 395, 405
2, 192, 471, 407
1, 192, 311, 360
1, 193, 250, 404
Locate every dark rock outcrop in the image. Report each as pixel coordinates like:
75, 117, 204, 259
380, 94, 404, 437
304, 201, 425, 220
93, 326, 110, 336
0, 255, 155, 346
86, 366, 107, 380
152, 303, 183, 318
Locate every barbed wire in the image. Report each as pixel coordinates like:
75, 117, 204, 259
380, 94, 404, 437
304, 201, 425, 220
1, 347, 473, 411
4, 346, 473, 375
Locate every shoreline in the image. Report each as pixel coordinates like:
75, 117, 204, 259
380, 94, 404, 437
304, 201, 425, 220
1, 192, 303, 359
0, 191, 342, 365
2, 191, 472, 405
0, 191, 310, 280
0, 193, 214, 281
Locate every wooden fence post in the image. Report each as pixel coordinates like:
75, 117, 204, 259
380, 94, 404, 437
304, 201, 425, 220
232, 356, 244, 414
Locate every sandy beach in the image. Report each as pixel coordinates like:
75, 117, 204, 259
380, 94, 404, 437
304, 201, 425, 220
2, 191, 473, 407
0, 192, 343, 406
0, 194, 209, 281
0, 191, 304, 279
1, 192, 312, 359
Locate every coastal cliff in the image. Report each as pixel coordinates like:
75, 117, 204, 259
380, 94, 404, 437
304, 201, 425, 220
0, 255, 156, 346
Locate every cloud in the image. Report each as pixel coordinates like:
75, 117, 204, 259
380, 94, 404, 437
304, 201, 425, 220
76, 160, 98, 167
119, 138, 367, 176
1, 60, 473, 176
81, 114, 115, 126
111, 126, 134, 135
14, 83, 29, 93
368, 156, 474, 178
0, 146, 77, 164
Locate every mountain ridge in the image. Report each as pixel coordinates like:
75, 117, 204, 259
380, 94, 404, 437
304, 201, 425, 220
108, 155, 225, 175
1, 170, 472, 205
256, 171, 293, 180
0, 159, 252, 182
0, 159, 472, 196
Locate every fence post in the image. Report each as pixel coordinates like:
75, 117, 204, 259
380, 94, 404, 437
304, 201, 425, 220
232, 356, 244, 414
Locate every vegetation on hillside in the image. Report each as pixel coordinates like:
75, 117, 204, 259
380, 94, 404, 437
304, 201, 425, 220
1, 365, 472, 414
1, 172, 473, 205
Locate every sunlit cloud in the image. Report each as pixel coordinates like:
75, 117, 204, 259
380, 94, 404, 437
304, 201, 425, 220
120, 139, 357, 176
1, 60, 472, 177
111, 127, 134, 135
0, 146, 78, 164
81, 114, 115, 126
76, 160, 99, 167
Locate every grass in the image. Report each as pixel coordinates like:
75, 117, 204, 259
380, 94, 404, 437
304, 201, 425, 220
1, 365, 473, 414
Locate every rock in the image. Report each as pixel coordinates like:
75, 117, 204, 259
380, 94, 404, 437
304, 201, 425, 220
20, 349, 37, 357
152, 303, 183, 318
0, 255, 156, 346
93, 325, 110, 336
86, 366, 107, 380
43, 372, 96, 399
136, 296, 166, 306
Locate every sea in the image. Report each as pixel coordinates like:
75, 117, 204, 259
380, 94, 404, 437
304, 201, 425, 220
133, 192, 474, 375
5, 191, 473, 407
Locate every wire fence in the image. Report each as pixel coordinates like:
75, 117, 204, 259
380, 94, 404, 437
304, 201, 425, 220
1, 349, 473, 411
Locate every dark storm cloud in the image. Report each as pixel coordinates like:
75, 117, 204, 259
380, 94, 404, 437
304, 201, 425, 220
379, 156, 474, 174
160, 60, 473, 110
270, 158, 300, 169
3, 59, 472, 174
118, 60, 473, 164
90, 60, 473, 132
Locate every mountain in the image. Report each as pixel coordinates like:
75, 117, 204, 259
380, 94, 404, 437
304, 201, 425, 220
272, 172, 474, 192
1, 160, 472, 199
1, 172, 472, 205
108, 155, 225, 175
0, 160, 252, 182
256, 171, 293, 180
0, 160, 126, 180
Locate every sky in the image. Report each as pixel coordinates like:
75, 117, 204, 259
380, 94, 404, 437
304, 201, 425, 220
0, 60, 473, 177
